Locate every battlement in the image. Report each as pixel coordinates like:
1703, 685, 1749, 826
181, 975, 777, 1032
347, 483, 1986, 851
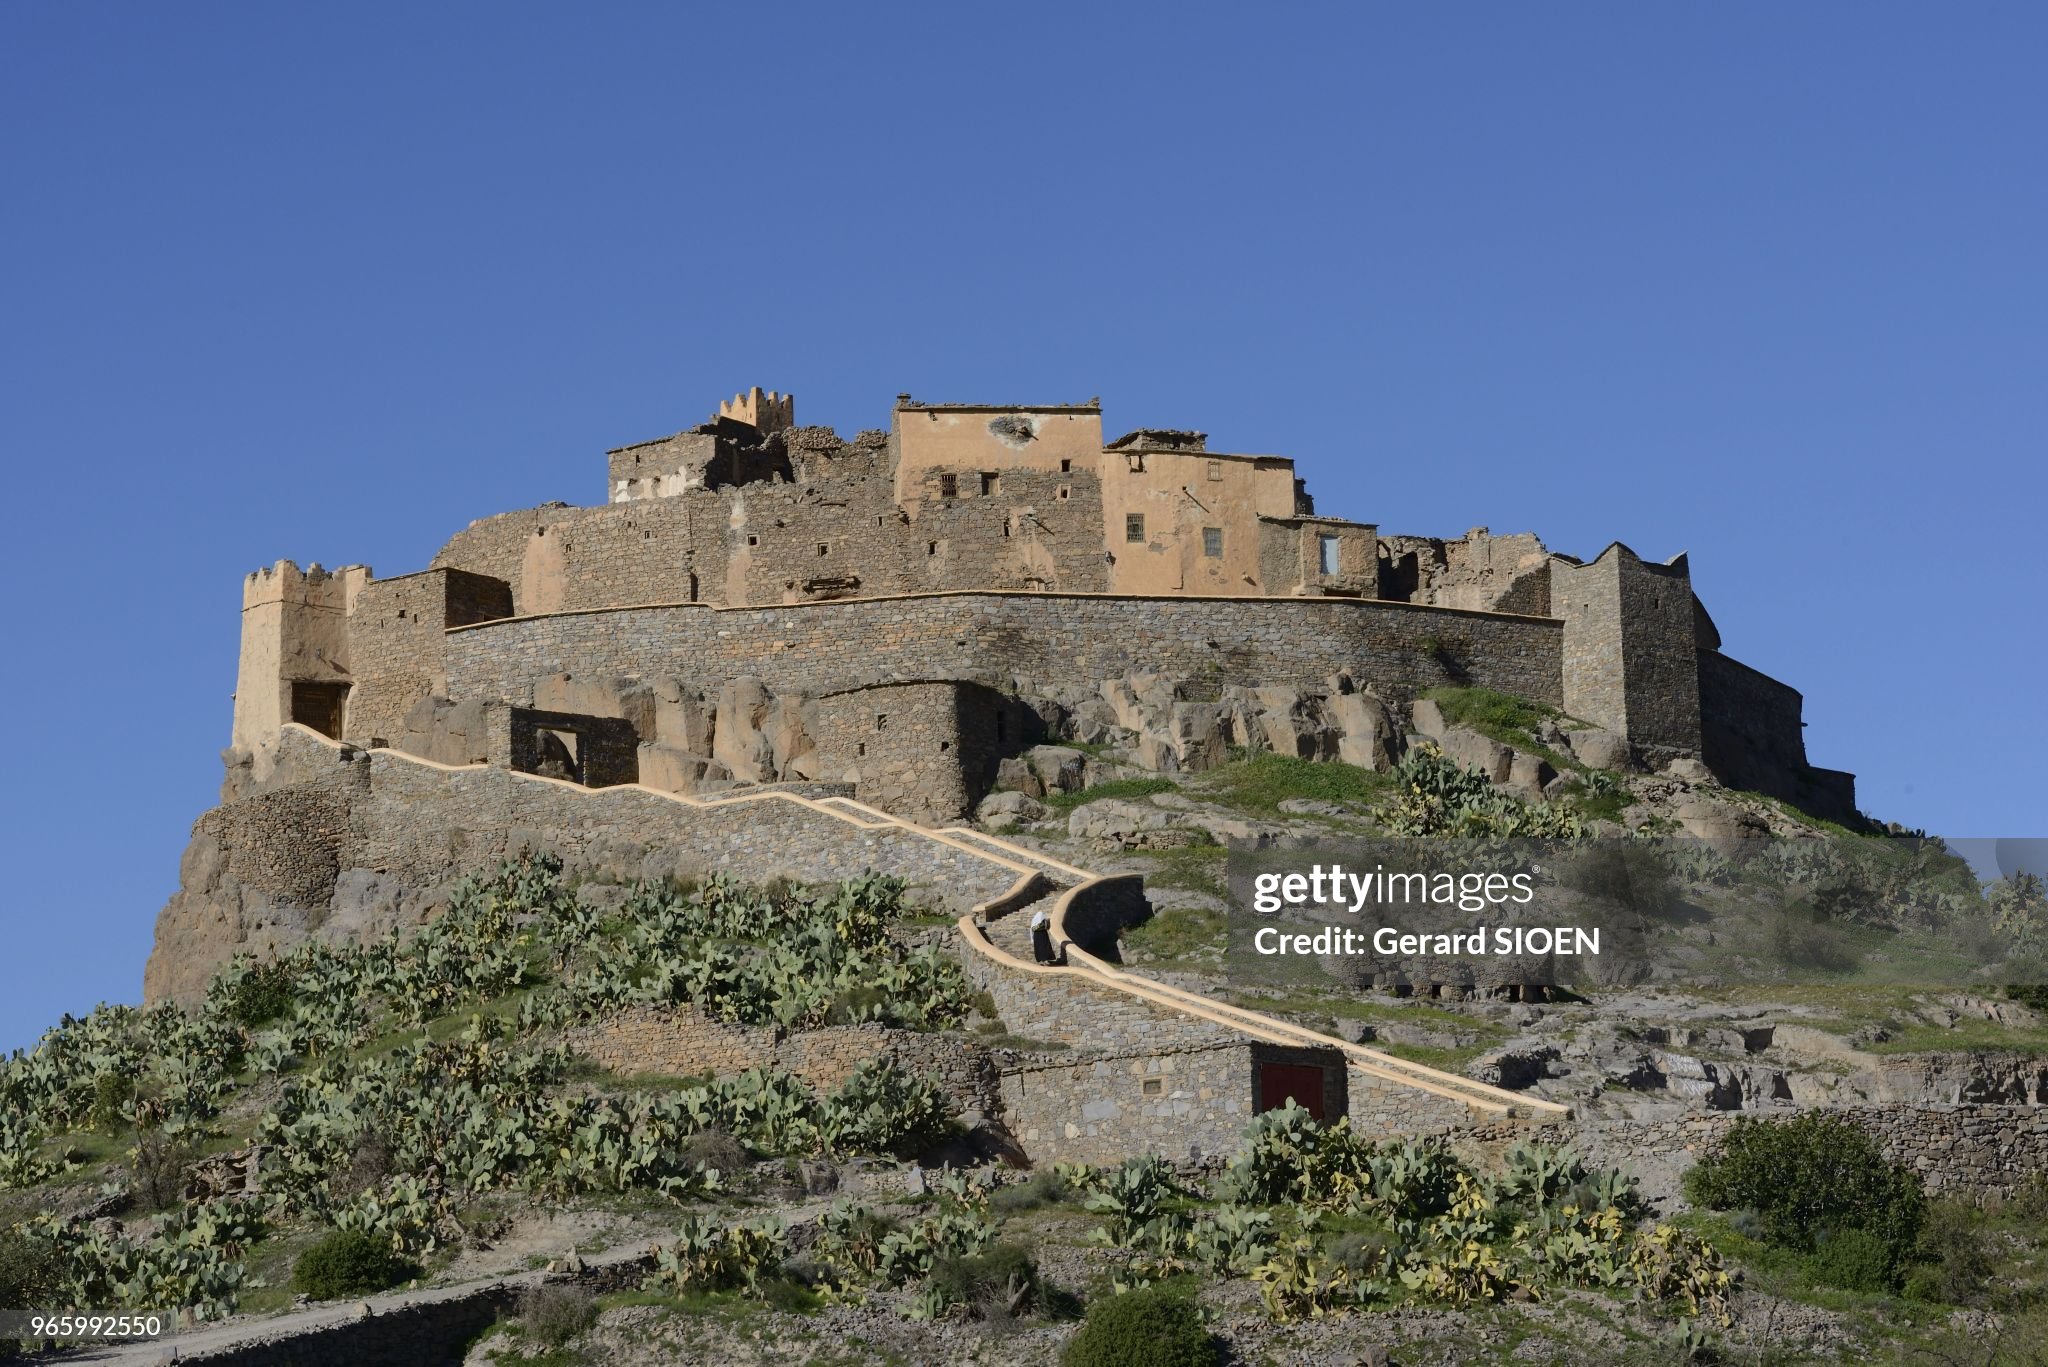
716, 386, 794, 433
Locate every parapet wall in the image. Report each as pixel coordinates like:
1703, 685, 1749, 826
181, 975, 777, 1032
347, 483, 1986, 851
145, 726, 1032, 1003
443, 592, 1568, 713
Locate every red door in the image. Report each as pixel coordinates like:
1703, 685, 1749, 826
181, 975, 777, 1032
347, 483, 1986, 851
1258, 1063, 1326, 1120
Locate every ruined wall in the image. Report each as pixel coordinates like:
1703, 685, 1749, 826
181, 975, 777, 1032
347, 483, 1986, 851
344, 568, 512, 746
1258, 517, 1379, 598
1379, 529, 1551, 613
500, 707, 640, 788
444, 592, 1567, 716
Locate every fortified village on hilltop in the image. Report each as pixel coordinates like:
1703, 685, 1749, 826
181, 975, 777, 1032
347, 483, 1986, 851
145, 386, 1873, 1166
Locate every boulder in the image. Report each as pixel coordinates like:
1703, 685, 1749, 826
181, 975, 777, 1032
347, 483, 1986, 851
1065, 697, 1123, 747
1067, 800, 1180, 843
1437, 726, 1513, 783
1170, 702, 1230, 772
1505, 749, 1556, 798
994, 755, 1041, 798
1662, 756, 1716, 784
977, 790, 1049, 831
637, 742, 730, 795
651, 677, 715, 754
1025, 745, 1088, 795
1411, 698, 1448, 740
1328, 690, 1402, 770
712, 677, 778, 782
1673, 798, 1769, 852
1567, 727, 1632, 772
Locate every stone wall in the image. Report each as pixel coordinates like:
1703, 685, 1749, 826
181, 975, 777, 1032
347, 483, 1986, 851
431, 429, 1113, 616
998, 1040, 1257, 1166
563, 1006, 1001, 1124
1698, 649, 1856, 818
957, 942, 1233, 1052
1581, 1105, 2048, 1199
813, 682, 980, 824
443, 591, 1568, 718
501, 707, 640, 788
345, 568, 513, 746
144, 727, 1030, 1003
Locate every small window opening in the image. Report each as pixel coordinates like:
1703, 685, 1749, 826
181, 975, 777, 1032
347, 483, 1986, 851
980, 471, 999, 496
1002, 516, 1012, 539
746, 534, 759, 547
1141, 1077, 1164, 1097
1125, 513, 1145, 543
1202, 526, 1223, 558
688, 572, 699, 602
939, 739, 950, 752
856, 741, 866, 757
939, 473, 958, 498
1318, 534, 1341, 576
1060, 458, 1072, 473
875, 714, 888, 731
1126, 453, 1146, 472
927, 541, 939, 556
1207, 459, 1223, 481
1057, 484, 1070, 500
817, 542, 830, 557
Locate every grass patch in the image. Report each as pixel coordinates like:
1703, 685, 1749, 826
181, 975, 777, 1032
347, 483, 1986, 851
1041, 777, 1178, 813
1194, 753, 1393, 814
1137, 843, 1229, 897
1422, 685, 1575, 770
1123, 905, 1227, 965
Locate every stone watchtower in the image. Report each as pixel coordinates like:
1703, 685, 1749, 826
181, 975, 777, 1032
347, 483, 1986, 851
717, 387, 795, 434
1552, 543, 1704, 764
231, 560, 367, 754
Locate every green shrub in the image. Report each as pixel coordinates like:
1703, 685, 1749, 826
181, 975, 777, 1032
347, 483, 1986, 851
1043, 778, 1178, 813
218, 957, 298, 1027
1907, 1200, 1993, 1305
292, 1228, 420, 1300
1684, 1113, 1924, 1271
1806, 1227, 1896, 1292
991, 1169, 1069, 1213
1061, 1287, 1217, 1367
927, 1242, 1040, 1320
517, 1283, 597, 1346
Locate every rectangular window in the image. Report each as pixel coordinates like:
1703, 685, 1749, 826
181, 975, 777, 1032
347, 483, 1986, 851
1202, 526, 1223, 558
1318, 534, 1341, 576
1125, 513, 1146, 542
817, 542, 830, 557
1141, 1077, 1164, 1097
1057, 484, 1070, 500
1207, 460, 1223, 481
939, 473, 958, 498
1059, 458, 1072, 473
980, 472, 999, 496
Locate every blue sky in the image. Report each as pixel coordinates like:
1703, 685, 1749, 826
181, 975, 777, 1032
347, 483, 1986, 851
1, 3, 2043, 1052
